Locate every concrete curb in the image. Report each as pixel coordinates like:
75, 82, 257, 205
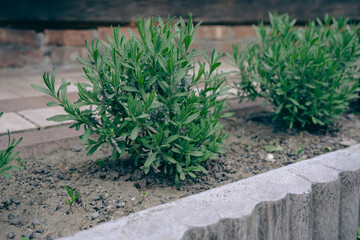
58, 144, 360, 240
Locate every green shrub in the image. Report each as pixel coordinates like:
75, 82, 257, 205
31, 16, 229, 185
232, 13, 360, 128
0, 112, 23, 179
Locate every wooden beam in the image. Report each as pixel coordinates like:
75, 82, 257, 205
1, 0, 359, 27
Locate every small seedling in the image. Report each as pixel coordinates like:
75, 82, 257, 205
0, 112, 24, 179
296, 142, 305, 156
64, 185, 80, 212
295, 142, 305, 161
324, 146, 332, 152
142, 191, 147, 200
264, 145, 283, 153
95, 159, 106, 168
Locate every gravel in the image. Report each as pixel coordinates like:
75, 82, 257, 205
0, 106, 359, 239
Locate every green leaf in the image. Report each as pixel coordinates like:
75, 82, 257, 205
187, 171, 196, 178
77, 57, 93, 67
184, 35, 191, 49
87, 143, 102, 155
176, 163, 183, 173
65, 185, 72, 197
163, 135, 179, 145
164, 155, 177, 164
137, 114, 150, 119
275, 103, 284, 114
81, 128, 91, 145
288, 98, 300, 106
180, 136, 194, 141
122, 86, 138, 92
210, 62, 221, 74
31, 84, 54, 97
184, 112, 200, 124
46, 101, 60, 106
47, 114, 76, 122
179, 171, 185, 180
188, 150, 204, 157
220, 112, 235, 118
144, 152, 157, 168
130, 126, 140, 141
0, 169, 12, 179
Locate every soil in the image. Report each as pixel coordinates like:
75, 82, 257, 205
1, 106, 360, 240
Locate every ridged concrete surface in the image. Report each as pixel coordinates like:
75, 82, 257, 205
59, 144, 360, 240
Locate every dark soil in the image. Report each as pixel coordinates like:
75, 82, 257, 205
1, 106, 359, 240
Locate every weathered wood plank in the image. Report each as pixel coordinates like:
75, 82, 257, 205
1, 0, 359, 26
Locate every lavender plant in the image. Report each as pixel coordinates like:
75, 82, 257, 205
232, 13, 360, 128
31, 16, 229, 185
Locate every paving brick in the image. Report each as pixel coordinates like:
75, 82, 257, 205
50, 47, 88, 65
98, 26, 140, 41
234, 26, 257, 38
0, 48, 24, 68
0, 91, 19, 101
0, 112, 37, 134
18, 106, 74, 128
5, 78, 44, 98
45, 29, 94, 46
195, 26, 233, 40
25, 48, 44, 66
0, 93, 79, 113
0, 28, 36, 46
192, 40, 237, 53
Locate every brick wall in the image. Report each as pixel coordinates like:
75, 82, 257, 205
0, 25, 256, 68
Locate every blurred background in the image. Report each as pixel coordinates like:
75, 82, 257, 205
0, 0, 359, 69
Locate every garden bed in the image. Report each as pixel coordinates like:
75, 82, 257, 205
0, 105, 360, 240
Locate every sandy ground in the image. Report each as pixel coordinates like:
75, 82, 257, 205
1, 106, 359, 240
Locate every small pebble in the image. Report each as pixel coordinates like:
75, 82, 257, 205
7, 232, 15, 239
99, 173, 107, 179
8, 204, 16, 211
265, 153, 275, 163
32, 218, 41, 228
8, 213, 15, 220
10, 197, 20, 205
10, 219, 22, 227
73, 145, 82, 152
339, 139, 357, 147
92, 212, 100, 219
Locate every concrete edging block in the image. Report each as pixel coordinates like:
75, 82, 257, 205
59, 144, 360, 240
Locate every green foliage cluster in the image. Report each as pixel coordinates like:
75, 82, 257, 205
232, 13, 360, 128
32, 16, 229, 185
0, 112, 24, 179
